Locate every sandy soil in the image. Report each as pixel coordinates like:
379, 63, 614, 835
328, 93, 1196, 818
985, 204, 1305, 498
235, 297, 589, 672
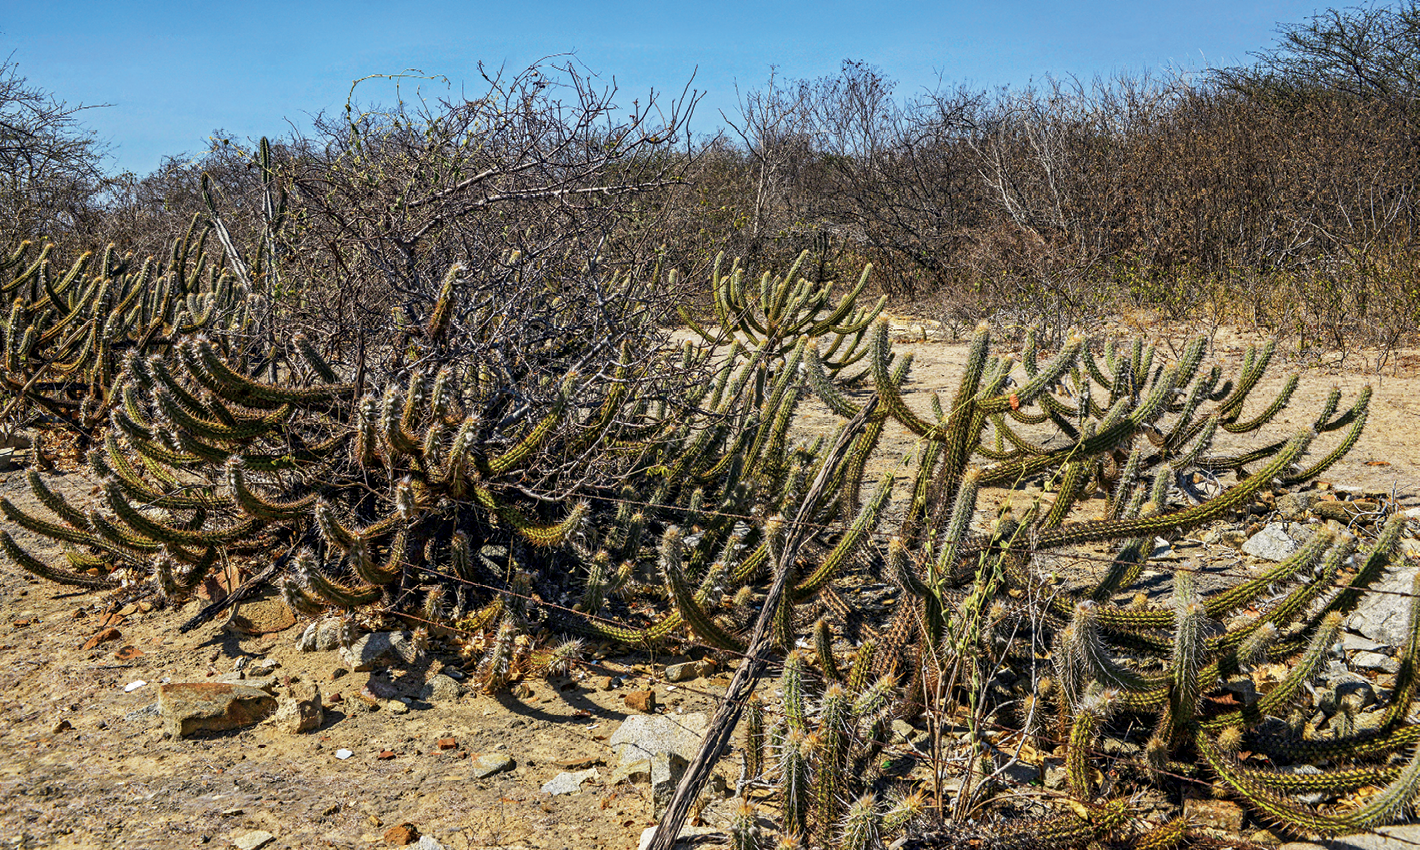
2, 328, 1418, 850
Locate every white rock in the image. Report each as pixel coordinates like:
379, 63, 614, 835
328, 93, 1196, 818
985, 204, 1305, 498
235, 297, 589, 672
1241, 523, 1302, 561
124, 680, 146, 693
231, 830, 275, 850
335, 748, 353, 760
541, 767, 599, 795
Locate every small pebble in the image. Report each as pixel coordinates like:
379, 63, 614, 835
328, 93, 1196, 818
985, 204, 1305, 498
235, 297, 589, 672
335, 748, 353, 760
124, 680, 146, 693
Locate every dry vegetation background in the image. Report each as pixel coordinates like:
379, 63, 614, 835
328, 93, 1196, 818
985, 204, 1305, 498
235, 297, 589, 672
8, 3, 1420, 367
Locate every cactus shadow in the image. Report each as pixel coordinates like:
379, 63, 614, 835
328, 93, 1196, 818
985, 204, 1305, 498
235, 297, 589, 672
491, 684, 628, 725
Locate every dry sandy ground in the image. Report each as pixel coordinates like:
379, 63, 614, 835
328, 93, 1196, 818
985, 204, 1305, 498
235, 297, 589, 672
1, 328, 1418, 850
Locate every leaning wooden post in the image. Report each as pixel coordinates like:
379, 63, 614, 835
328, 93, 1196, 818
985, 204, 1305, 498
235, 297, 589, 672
646, 398, 877, 850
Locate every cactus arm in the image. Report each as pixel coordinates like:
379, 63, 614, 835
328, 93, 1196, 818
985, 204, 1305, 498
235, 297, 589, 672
0, 530, 115, 588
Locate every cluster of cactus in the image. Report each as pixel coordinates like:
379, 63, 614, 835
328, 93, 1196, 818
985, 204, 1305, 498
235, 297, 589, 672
732, 646, 926, 848
1, 248, 901, 683
556, 252, 894, 653
5, 237, 1412, 845
828, 320, 1407, 843
0, 219, 255, 435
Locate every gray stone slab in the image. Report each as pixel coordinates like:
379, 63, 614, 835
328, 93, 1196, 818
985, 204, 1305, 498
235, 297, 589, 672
1348, 565, 1419, 647
541, 767, 598, 795
1241, 523, 1302, 561
607, 712, 708, 766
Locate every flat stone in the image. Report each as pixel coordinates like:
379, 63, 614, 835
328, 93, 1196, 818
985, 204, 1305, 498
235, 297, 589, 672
999, 760, 1039, 787
1150, 537, 1178, 560
608, 713, 708, 766
419, 674, 464, 703
226, 587, 296, 635
158, 683, 277, 738
341, 631, 424, 671
1281, 824, 1420, 849
1241, 523, 1302, 561
890, 718, 918, 744
81, 627, 122, 650
1352, 651, 1400, 673
1349, 566, 1417, 647
269, 683, 323, 734
211, 672, 279, 690
471, 753, 514, 779
231, 830, 275, 850
417, 838, 446, 850
541, 767, 598, 795
1183, 796, 1245, 832
1341, 632, 1386, 652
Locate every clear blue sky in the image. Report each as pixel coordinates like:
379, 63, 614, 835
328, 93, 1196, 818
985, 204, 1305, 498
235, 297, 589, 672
6, 0, 1325, 177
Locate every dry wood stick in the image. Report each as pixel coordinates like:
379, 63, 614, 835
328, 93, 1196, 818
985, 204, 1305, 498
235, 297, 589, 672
647, 396, 877, 850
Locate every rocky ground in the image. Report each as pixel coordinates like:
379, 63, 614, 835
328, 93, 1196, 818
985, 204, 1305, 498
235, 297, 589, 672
2, 329, 1420, 850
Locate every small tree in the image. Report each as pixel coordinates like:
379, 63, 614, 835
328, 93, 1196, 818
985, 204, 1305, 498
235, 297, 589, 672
0, 52, 110, 244
1213, 1, 1420, 104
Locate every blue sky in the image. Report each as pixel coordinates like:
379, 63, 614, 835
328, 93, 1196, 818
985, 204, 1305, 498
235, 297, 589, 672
6, 1, 1325, 177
